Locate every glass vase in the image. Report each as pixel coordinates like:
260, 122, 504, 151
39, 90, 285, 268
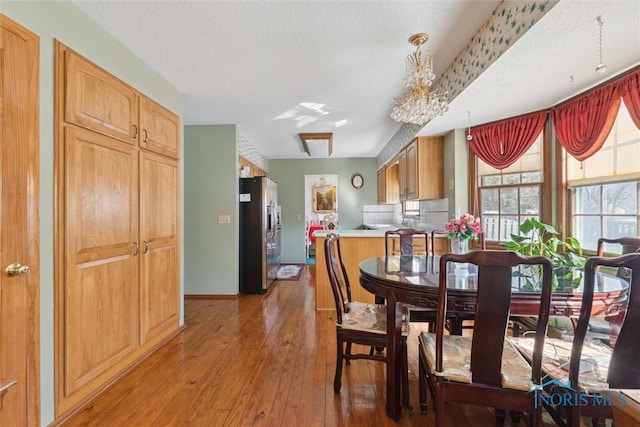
452, 238, 469, 273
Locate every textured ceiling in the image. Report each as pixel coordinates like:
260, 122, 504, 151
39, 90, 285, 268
70, 0, 640, 159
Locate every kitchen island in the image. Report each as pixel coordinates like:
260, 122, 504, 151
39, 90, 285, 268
314, 228, 449, 310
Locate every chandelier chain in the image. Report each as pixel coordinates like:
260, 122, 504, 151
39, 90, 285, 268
595, 16, 606, 73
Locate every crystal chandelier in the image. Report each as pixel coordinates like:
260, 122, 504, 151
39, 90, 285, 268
391, 33, 448, 125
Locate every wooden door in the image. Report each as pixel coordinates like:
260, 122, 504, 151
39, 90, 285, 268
64, 50, 137, 144
63, 127, 139, 405
139, 151, 179, 345
405, 139, 418, 199
0, 15, 40, 426
139, 96, 180, 159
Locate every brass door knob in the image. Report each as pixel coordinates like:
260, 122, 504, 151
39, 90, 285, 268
5, 263, 30, 277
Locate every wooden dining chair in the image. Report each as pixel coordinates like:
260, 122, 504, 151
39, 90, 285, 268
324, 233, 410, 407
510, 252, 640, 427
384, 228, 445, 330
591, 236, 640, 345
418, 250, 553, 427
384, 228, 429, 257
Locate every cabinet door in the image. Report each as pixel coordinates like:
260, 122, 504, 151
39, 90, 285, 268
398, 149, 408, 200
63, 127, 139, 398
377, 167, 386, 203
139, 96, 180, 159
405, 139, 419, 199
139, 151, 180, 345
65, 51, 137, 144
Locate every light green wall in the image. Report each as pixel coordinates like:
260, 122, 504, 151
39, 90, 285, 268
444, 129, 470, 216
268, 158, 378, 264
3, 2, 184, 425
184, 125, 239, 295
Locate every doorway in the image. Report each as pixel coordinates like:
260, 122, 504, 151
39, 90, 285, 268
303, 174, 338, 265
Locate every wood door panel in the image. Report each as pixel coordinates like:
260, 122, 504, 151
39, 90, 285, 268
63, 126, 139, 397
65, 127, 138, 261
64, 258, 138, 395
0, 16, 40, 427
406, 140, 418, 199
140, 244, 179, 344
140, 152, 179, 244
139, 151, 179, 344
65, 51, 136, 144
139, 96, 180, 159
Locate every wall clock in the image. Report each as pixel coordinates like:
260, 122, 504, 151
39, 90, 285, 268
351, 173, 364, 189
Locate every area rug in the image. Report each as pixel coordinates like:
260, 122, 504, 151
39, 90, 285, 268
276, 264, 304, 281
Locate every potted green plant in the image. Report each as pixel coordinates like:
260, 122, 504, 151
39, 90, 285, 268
504, 218, 586, 291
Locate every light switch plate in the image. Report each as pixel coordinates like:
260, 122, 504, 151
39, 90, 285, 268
218, 215, 231, 224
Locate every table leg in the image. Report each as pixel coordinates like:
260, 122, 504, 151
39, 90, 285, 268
385, 293, 402, 420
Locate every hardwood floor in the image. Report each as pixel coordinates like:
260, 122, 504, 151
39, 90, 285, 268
63, 266, 564, 426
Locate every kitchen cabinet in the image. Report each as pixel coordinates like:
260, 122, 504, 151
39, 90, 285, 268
377, 164, 400, 204
56, 43, 180, 416
399, 136, 444, 200
377, 167, 386, 203
239, 156, 266, 177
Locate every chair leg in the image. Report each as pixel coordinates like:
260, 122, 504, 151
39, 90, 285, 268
334, 336, 344, 394
345, 342, 352, 365
401, 338, 411, 410
435, 381, 445, 427
495, 408, 506, 423
418, 349, 428, 414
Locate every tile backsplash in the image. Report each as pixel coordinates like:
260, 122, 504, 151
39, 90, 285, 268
419, 199, 450, 226
362, 200, 451, 230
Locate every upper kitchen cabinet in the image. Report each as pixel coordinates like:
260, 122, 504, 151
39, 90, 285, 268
400, 136, 444, 200
65, 51, 180, 159
139, 96, 180, 159
377, 164, 400, 204
65, 51, 138, 144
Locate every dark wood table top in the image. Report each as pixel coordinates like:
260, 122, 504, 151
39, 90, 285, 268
359, 255, 628, 317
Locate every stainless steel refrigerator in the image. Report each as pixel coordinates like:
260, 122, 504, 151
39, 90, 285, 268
239, 176, 281, 294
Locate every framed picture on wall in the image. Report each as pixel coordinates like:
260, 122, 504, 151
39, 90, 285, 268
313, 184, 337, 213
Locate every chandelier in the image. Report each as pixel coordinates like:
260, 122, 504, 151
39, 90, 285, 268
390, 33, 449, 125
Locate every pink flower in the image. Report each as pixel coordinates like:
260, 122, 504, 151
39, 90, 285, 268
445, 213, 483, 241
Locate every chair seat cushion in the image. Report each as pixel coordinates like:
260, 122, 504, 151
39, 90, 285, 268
510, 336, 612, 393
339, 301, 409, 336
420, 331, 535, 391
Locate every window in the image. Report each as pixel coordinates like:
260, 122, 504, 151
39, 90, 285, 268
567, 102, 640, 251
477, 135, 544, 242
403, 200, 420, 217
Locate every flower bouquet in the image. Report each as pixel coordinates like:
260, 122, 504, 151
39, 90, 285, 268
445, 213, 483, 242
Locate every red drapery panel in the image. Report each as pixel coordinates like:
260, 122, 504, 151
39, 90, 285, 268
468, 111, 546, 170
619, 70, 640, 128
551, 83, 621, 161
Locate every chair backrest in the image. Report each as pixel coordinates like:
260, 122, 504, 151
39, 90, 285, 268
596, 236, 640, 282
596, 236, 640, 256
323, 213, 338, 230
436, 250, 553, 386
385, 228, 429, 257
569, 253, 640, 389
324, 233, 351, 323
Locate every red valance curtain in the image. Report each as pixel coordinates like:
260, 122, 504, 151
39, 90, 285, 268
551, 83, 621, 161
468, 111, 546, 170
618, 70, 640, 128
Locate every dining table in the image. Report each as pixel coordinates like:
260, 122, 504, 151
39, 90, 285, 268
359, 254, 630, 421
